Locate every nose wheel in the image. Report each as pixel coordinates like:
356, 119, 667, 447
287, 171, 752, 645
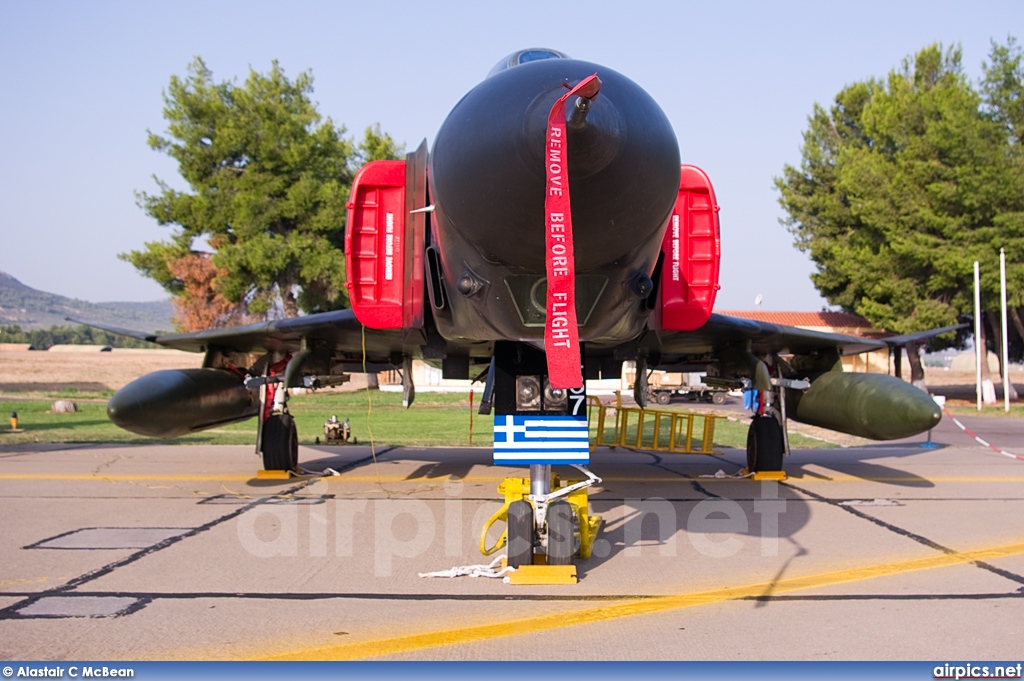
506, 500, 535, 569
545, 500, 576, 566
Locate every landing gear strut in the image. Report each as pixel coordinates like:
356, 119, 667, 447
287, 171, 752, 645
743, 372, 809, 476
479, 341, 603, 583
255, 349, 310, 472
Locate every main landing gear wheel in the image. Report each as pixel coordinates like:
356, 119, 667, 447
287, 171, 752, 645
546, 500, 576, 566
262, 413, 298, 471
746, 415, 784, 472
506, 499, 534, 569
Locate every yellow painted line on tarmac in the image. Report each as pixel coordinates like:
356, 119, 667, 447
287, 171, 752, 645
326, 475, 506, 483
2, 472, 1023, 484
0, 576, 52, 588
330, 475, 1024, 483
594, 475, 1024, 483
0, 473, 502, 483
599, 474, 1024, 484
0, 473, 253, 482
597, 476, 1024, 483
264, 539, 1024, 661
791, 476, 1024, 483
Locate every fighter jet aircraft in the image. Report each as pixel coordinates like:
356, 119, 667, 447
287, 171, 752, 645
94, 48, 943, 499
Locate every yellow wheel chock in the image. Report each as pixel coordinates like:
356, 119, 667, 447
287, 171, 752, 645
752, 470, 787, 481
256, 469, 293, 480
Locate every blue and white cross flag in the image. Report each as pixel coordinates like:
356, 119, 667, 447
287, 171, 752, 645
493, 414, 590, 465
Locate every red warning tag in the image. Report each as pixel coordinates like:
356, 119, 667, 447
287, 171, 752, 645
544, 73, 600, 389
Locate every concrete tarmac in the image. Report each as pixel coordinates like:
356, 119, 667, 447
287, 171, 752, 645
1, 414, 1023, 661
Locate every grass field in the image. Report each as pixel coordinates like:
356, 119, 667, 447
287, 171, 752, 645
2, 348, 1018, 451
947, 402, 1024, 418
0, 388, 832, 451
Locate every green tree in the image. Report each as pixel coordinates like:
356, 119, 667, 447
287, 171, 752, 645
981, 37, 1024, 359
0, 325, 29, 344
982, 36, 1024, 147
0, 325, 156, 350
776, 41, 1024, 390
356, 123, 405, 166
124, 58, 403, 322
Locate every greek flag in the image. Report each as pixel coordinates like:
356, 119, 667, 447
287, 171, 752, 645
493, 414, 590, 465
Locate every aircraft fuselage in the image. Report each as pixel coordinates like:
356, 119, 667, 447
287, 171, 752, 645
427, 57, 680, 348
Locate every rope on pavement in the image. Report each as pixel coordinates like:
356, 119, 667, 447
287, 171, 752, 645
418, 555, 515, 580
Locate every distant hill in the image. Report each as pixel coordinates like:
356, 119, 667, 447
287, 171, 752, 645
0, 271, 175, 333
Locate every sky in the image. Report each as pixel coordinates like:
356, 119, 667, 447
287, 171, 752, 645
0, 0, 1018, 312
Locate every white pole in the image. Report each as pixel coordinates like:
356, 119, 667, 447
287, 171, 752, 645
975, 261, 982, 411
1001, 248, 1010, 413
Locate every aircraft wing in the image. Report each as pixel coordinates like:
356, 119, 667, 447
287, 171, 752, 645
880, 324, 966, 348
657, 313, 888, 359
75, 309, 888, 364
70, 310, 414, 359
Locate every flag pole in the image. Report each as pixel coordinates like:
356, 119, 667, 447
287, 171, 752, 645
1001, 248, 1010, 413
975, 261, 982, 411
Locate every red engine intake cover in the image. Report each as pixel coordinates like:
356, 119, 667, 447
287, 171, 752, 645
344, 160, 424, 330
658, 164, 721, 331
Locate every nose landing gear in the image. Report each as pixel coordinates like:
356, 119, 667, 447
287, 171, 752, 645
481, 341, 603, 583
480, 465, 603, 584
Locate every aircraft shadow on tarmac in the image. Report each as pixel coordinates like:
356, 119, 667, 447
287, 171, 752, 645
779, 458, 937, 488
574, 496, 815, 579
128, 439, 987, 592
401, 461, 479, 481
213, 443, 940, 589
299, 445, 479, 481
291, 443, 949, 586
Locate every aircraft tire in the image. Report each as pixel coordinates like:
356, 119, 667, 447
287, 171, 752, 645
546, 500, 575, 565
746, 415, 784, 472
262, 413, 298, 471
712, 392, 727, 405
655, 391, 671, 405
507, 500, 534, 568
